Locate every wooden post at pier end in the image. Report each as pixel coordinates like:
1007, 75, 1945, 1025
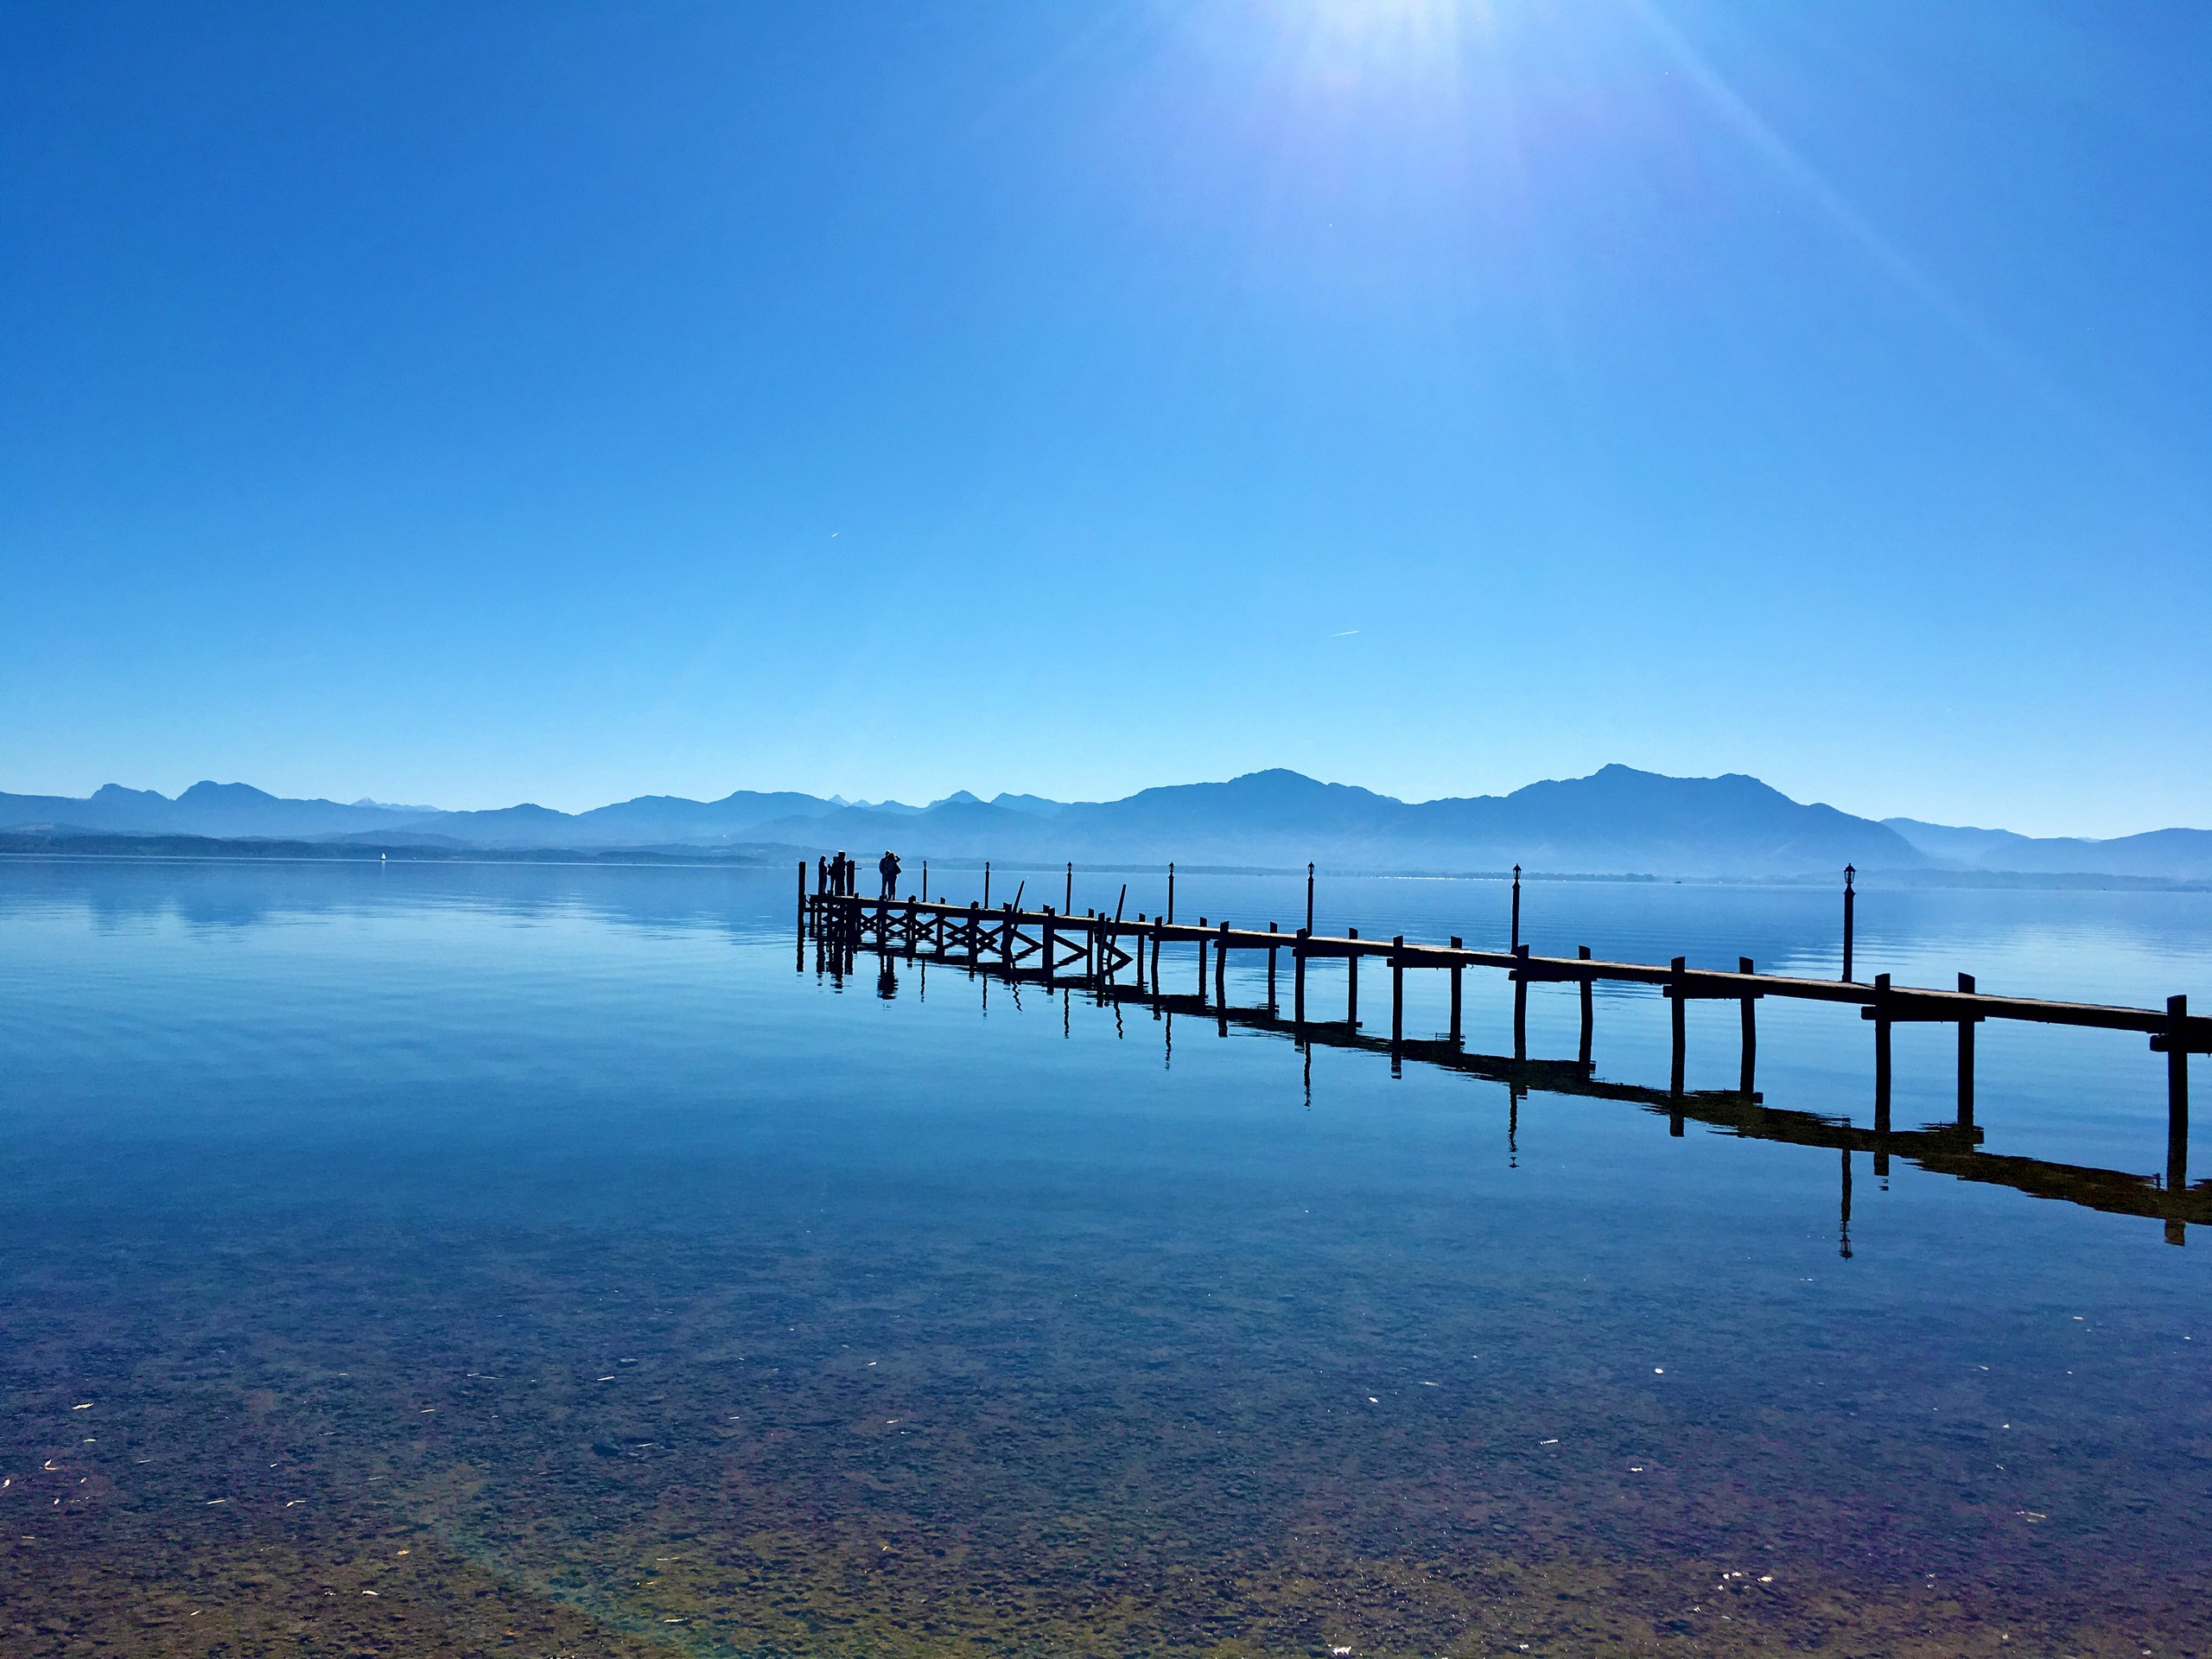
1958, 972, 1978, 1128
1873, 973, 1893, 1138
1513, 944, 1530, 1062
1391, 936, 1406, 1048
1306, 862, 1315, 935
1041, 908, 1055, 980
1065, 861, 1073, 915
921, 860, 927, 903
1738, 957, 1758, 1096
1347, 929, 1360, 1028
1197, 921, 1209, 1002
797, 860, 806, 930
1511, 865, 1522, 951
983, 861, 991, 910
1842, 865, 1857, 982
2171, 994, 2190, 1199
1669, 957, 1687, 1096
1267, 921, 1279, 1010
1577, 946, 1594, 1069
1166, 863, 1175, 925
1216, 920, 1229, 1006
1448, 938, 1464, 1046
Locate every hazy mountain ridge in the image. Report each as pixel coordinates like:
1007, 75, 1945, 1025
4, 769, 2206, 880
1883, 817, 2212, 881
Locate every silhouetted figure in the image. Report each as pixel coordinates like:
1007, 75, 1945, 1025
834, 850, 849, 895
817, 855, 830, 895
880, 850, 902, 899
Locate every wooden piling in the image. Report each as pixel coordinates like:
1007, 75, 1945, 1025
1391, 936, 1405, 1046
1216, 920, 1228, 1006
1514, 944, 1530, 1063
1873, 972, 1893, 1137
1842, 865, 1857, 983
983, 861, 991, 910
1578, 945, 1593, 1069
1669, 957, 1686, 1096
1738, 957, 1757, 1096
1065, 861, 1073, 915
2171, 994, 2190, 1197
1294, 929, 1308, 1027
1306, 862, 1315, 934
1448, 937, 1464, 1046
1510, 865, 1522, 950
1958, 972, 1977, 1128
1198, 931, 1208, 1003
1267, 921, 1279, 1010
1041, 909, 1055, 979
1347, 928, 1360, 1028
1166, 862, 1175, 925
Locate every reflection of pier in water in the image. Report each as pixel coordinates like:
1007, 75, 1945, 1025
803, 880, 2211, 1249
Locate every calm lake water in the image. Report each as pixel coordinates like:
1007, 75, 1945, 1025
3, 859, 2209, 1658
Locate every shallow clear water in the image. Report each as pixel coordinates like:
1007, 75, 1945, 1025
3, 859, 2209, 1657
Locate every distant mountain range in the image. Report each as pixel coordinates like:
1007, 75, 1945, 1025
6, 766, 2209, 881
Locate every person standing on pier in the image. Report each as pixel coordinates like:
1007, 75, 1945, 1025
879, 849, 902, 899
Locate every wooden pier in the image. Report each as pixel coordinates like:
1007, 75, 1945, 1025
800, 861, 2210, 1244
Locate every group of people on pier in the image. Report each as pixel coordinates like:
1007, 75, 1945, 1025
817, 849, 903, 899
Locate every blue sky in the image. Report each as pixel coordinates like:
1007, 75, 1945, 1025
3, 1, 2207, 835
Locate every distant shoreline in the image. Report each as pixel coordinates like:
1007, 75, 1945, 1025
4, 834, 2206, 893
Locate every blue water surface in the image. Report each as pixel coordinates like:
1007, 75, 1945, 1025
2, 858, 2209, 1657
